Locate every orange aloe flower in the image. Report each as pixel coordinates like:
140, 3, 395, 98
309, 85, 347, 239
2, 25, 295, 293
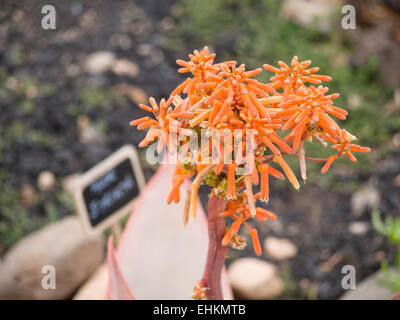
263, 55, 332, 94
130, 48, 371, 263
321, 129, 371, 173
257, 163, 285, 203
276, 85, 344, 151
167, 162, 194, 204
220, 193, 276, 256
130, 96, 193, 153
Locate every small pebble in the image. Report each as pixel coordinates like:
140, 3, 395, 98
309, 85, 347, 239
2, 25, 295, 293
112, 59, 139, 77
351, 185, 380, 217
348, 221, 369, 236
38, 171, 56, 191
84, 51, 116, 75
20, 183, 36, 208
393, 174, 400, 187
264, 236, 298, 260
228, 258, 284, 299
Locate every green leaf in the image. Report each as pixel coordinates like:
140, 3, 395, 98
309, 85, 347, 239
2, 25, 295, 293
371, 210, 388, 236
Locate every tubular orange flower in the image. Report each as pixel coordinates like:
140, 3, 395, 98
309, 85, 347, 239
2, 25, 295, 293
273, 155, 300, 190
227, 163, 237, 200
320, 129, 371, 173
189, 164, 215, 220
298, 142, 307, 182
255, 207, 277, 221
277, 85, 344, 150
131, 50, 370, 253
263, 56, 332, 93
321, 155, 337, 174
221, 219, 243, 246
167, 163, 194, 204
244, 175, 256, 216
130, 96, 188, 152
249, 228, 261, 256
258, 164, 270, 203
129, 48, 371, 299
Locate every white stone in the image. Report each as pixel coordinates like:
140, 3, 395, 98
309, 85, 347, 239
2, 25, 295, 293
392, 133, 400, 149
228, 258, 284, 299
264, 236, 298, 260
0, 216, 104, 299
348, 221, 369, 236
84, 51, 116, 74
113, 84, 148, 105
129, 86, 148, 105
37, 171, 56, 191
394, 174, 400, 187
111, 59, 139, 77
281, 0, 342, 33
341, 268, 397, 300
351, 185, 380, 217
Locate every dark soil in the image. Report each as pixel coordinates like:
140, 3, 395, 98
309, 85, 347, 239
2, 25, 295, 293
0, 0, 399, 300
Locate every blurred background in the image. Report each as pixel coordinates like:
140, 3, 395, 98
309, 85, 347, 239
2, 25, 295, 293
0, 0, 399, 299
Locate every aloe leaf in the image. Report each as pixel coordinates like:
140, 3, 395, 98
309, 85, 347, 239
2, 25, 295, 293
106, 235, 135, 300
106, 165, 233, 299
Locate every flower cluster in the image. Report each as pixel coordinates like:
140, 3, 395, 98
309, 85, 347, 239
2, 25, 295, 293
130, 47, 370, 257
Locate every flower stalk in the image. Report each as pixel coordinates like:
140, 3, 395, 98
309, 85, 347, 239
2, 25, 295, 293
201, 194, 227, 300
